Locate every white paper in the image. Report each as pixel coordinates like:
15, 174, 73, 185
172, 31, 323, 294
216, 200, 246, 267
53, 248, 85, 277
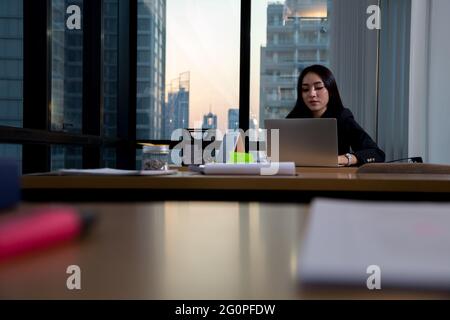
58, 168, 178, 176
299, 198, 450, 290
203, 162, 296, 176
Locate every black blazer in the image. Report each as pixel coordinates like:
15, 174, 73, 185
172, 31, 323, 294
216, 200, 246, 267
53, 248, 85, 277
286, 107, 385, 165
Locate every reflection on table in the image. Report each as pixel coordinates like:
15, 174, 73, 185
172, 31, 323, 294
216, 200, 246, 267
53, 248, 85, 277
0, 202, 449, 299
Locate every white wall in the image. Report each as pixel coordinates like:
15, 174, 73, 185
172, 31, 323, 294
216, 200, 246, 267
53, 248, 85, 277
409, 0, 450, 164
408, 0, 429, 161
428, 0, 450, 164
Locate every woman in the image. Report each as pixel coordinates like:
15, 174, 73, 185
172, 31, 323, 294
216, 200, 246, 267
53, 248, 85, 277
286, 65, 385, 166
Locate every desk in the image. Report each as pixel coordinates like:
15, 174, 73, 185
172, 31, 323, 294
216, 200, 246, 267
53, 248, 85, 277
21, 167, 450, 202
1, 201, 448, 299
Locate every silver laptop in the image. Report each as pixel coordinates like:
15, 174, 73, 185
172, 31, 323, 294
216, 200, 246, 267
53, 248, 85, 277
264, 119, 338, 167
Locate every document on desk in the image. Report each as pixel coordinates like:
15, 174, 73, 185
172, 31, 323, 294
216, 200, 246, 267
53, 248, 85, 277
300, 198, 450, 291
58, 168, 178, 176
202, 162, 296, 176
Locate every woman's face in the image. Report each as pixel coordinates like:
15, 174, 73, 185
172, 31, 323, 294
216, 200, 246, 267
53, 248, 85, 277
301, 72, 329, 117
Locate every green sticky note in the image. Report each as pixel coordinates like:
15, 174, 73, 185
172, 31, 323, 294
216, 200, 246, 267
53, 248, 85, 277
228, 152, 254, 164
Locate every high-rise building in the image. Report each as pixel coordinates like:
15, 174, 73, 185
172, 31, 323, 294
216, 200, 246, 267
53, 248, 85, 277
136, 0, 166, 140
202, 112, 217, 130
0, 0, 23, 170
0, 0, 23, 128
228, 108, 239, 131
50, 0, 84, 169
164, 72, 190, 139
250, 114, 258, 130
227, 109, 257, 132
51, 0, 84, 133
259, 0, 329, 126
103, 0, 119, 139
102, 0, 119, 168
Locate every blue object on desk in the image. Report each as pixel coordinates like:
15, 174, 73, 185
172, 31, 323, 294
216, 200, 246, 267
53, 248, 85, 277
0, 159, 20, 210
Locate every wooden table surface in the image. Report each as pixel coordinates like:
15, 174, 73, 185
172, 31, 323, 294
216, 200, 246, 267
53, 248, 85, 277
1, 201, 449, 299
21, 167, 450, 193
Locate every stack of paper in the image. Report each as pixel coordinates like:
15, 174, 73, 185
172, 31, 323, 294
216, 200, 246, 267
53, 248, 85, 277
202, 162, 296, 176
300, 199, 450, 291
58, 168, 178, 176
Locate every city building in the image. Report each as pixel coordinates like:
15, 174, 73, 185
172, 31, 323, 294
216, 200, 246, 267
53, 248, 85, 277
0, 0, 23, 169
0, 1, 22, 128
164, 72, 190, 139
50, 0, 84, 169
226, 109, 257, 132
136, 0, 166, 140
227, 108, 239, 131
103, 0, 119, 139
51, 0, 83, 133
202, 111, 217, 130
259, 0, 329, 126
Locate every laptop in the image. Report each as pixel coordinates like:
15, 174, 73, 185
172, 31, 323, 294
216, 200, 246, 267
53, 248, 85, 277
264, 119, 338, 167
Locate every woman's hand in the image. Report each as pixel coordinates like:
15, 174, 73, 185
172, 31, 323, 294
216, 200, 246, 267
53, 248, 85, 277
338, 154, 358, 166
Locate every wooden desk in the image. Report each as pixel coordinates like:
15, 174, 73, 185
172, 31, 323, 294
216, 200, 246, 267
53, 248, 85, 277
1, 202, 448, 299
21, 167, 450, 202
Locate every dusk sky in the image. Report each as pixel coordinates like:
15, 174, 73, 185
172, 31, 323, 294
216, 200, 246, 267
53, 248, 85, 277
166, 0, 272, 132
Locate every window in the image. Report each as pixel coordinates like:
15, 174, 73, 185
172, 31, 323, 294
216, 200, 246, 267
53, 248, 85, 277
102, 147, 116, 168
1, 1, 254, 173
252, 0, 380, 145
137, 0, 240, 141
0, 0, 23, 128
50, 145, 83, 171
103, 0, 118, 138
252, 0, 330, 127
51, 0, 84, 133
0, 144, 22, 174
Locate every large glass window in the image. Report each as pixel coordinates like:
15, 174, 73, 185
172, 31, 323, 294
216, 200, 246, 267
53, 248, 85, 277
50, 145, 83, 171
136, 0, 240, 140
102, 147, 116, 168
51, 0, 84, 133
0, 0, 23, 128
0, 144, 22, 174
103, 0, 118, 138
251, 0, 330, 129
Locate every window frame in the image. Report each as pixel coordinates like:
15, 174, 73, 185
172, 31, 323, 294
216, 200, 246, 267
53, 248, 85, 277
0, 0, 252, 172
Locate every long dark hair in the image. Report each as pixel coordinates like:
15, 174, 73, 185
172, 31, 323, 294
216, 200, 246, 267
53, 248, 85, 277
286, 65, 345, 118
